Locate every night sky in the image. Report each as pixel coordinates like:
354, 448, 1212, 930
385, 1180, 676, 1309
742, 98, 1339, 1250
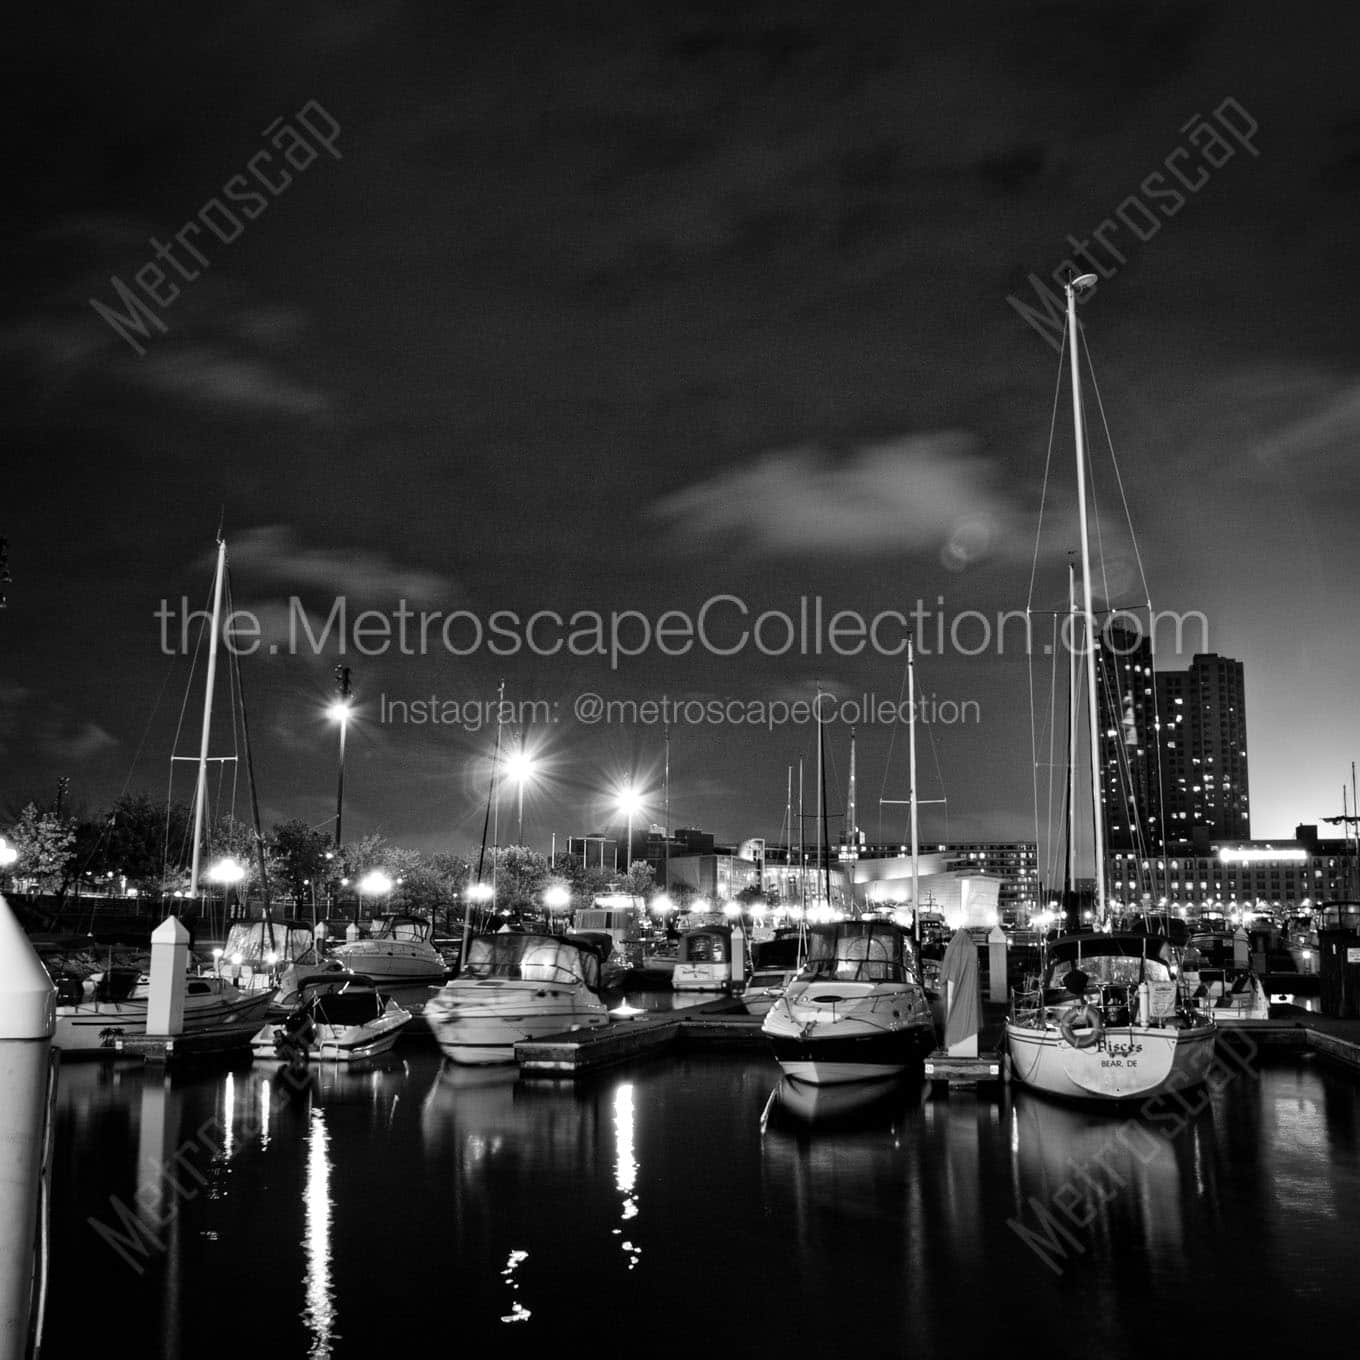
4, 1, 1359, 863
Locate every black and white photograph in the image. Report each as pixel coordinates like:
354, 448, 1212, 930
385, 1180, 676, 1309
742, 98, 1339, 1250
3, 2, 1359, 1356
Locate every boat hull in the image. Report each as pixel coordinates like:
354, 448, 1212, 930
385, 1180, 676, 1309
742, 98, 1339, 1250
251, 1011, 412, 1063
1005, 1019, 1217, 1101
53, 984, 277, 1056
328, 942, 447, 984
425, 980, 610, 1065
761, 981, 937, 1085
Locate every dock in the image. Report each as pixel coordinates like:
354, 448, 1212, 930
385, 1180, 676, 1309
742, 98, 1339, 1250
114, 1019, 261, 1066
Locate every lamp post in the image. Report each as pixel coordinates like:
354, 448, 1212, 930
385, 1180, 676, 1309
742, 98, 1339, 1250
461, 880, 495, 972
616, 784, 643, 878
543, 882, 570, 929
355, 868, 393, 939
328, 666, 352, 854
206, 855, 245, 926
505, 743, 537, 846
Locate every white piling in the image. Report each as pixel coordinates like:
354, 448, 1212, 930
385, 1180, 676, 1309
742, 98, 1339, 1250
987, 925, 1008, 1002
146, 915, 190, 1038
1232, 927, 1250, 970
0, 892, 57, 1360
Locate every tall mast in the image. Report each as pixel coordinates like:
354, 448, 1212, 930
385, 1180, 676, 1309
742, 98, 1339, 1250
189, 537, 227, 899
817, 687, 830, 910
663, 720, 670, 892
1065, 559, 1078, 929
846, 728, 858, 848
1065, 273, 1107, 925
798, 756, 806, 915
908, 637, 921, 945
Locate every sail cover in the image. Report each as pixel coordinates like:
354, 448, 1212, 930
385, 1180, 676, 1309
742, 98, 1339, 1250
940, 927, 982, 1046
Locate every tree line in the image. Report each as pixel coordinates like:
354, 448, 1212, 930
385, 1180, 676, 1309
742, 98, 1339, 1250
1, 792, 657, 923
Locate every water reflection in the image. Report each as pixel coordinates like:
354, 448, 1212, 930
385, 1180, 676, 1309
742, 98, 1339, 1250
302, 1108, 337, 1356
613, 1083, 640, 1269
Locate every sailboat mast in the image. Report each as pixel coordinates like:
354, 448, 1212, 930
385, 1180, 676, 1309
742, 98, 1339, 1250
908, 637, 921, 944
1065, 274, 1107, 925
189, 537, 227, 899
1065, 560, 1078, 928
798, 756, 805, 914
817, 687, 830, 910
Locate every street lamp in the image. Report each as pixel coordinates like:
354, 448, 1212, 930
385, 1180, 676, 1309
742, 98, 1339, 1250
505, 744, 538, 846
207, 856, 245, 924
328, 665, 353, 854
543, 882, 571, 922
616, 783, 643, 875
460, 880, 495, 970
355, 868, 393, 938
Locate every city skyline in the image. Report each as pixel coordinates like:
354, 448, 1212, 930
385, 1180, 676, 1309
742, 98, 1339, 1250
4, 2, 1360, 860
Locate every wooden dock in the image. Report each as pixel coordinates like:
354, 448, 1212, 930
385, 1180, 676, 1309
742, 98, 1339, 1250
115, 1019, 260, 1066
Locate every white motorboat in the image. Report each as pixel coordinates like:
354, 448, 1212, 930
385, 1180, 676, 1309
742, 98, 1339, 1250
330, 914, 449, 984
50, 968, 277, 1056
672, 922, 746, 993
251, 972, 413, 1066
424, 931, 612, 1064
760, 919, 937, 1085
742, 930, 804, 1016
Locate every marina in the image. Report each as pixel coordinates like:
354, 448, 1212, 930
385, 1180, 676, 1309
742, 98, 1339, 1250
36, 1008, 1360, 1358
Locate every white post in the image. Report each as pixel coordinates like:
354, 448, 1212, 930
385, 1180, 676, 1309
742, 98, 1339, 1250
1232, 926, 1249, 970
146, 915, 191, 1037
988, 925, 1008, 1002
0, 893, 57, 1359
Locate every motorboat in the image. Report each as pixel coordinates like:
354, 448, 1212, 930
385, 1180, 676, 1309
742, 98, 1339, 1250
330, 913, 449, 984
1181, 932, 1270, 1021
424, 931, 612, 1064
251, 972, 414, 1066
50, 967, 277, 1056
672, 922, 746, 993
760, 919, 937, 1085
742, 929, 804, 1016
208, 917, 327, 1003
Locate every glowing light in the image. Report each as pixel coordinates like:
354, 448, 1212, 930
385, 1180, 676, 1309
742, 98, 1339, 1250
326, 700, 351, 724
615, 784, 643, 817
542, 883, 571, 911
649, 893, 675, 916
358, 869, 394, 896
0, 837, 17, 869
302, 1110, 337, 1352
1217, 847, 1307, 864
466, 881, 494, 904
207, 857, 245, 886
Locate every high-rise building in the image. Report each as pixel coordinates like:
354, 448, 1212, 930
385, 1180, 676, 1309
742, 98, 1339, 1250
1156, 653, 1250, 843
1095, 623, 1161, 854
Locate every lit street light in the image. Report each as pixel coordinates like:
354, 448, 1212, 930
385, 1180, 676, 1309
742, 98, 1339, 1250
355, 868, 393, 937
207, 856, 245, 923
616, 783, 643, 875
328, 665, 353, 859
504, 743, 538, 846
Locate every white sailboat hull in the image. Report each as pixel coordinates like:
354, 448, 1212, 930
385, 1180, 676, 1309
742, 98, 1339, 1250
425, 979, 610, 1064
1005, 1019, 1217, 1101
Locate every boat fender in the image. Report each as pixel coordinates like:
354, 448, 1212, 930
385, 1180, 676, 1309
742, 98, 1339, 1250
1058, 1003, 1103, 1049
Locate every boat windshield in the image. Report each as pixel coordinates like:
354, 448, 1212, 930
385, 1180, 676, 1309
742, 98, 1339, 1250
373, 917, 430, 943
1042, 936, 1175, 995
800, 922, 915, 984
462, 934, 602, 989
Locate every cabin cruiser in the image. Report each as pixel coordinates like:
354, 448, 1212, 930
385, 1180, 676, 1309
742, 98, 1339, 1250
330, 913, 448, 984
252, 972, 413, 1066
424, 931, 611, 1064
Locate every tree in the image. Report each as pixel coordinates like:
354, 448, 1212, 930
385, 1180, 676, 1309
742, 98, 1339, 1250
5, 803, 75, 894
92, 793, 193, 894
490, 845, 550, 915
269, 819, 334, 908
621, 860, 655, 899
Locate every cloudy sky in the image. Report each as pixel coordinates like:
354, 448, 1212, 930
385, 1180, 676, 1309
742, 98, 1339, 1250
4, 0, 1359, 871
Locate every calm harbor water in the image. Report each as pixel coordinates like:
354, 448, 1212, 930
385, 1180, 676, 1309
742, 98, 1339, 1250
46, 1010, 1358, 1359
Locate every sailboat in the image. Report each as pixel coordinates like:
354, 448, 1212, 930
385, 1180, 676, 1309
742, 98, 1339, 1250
760, 684, 936, 1085
51, 536, 278, 1055
1004, 275, 1216, 1102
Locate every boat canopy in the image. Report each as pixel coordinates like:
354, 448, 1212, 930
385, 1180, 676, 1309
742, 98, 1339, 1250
370, 915, 433, 942
462, 932, 606, 990
801, 920, 918, 984
678, 924, 734, 964
221, 920, 317, 965
1043, 933, 1175, 991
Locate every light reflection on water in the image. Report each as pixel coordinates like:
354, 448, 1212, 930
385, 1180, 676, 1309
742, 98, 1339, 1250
47, 1040, 1360, 1357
